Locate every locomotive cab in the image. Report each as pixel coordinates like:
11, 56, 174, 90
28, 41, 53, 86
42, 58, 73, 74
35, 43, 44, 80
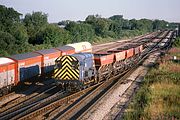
54, 53, 96, 91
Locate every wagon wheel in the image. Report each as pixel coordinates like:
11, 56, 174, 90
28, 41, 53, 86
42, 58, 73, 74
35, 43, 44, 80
98, 72, 103, 82
107, 65, 113, 79
114, 62, 119, 74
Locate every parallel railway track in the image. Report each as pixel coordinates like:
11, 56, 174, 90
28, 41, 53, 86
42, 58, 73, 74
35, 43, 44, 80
54, 46, 151, 120
46, 31, 171, 120
16, 83, 101, 120
0, 32, 153, 108
0, 79, 55, 113
0, 30, 173, 120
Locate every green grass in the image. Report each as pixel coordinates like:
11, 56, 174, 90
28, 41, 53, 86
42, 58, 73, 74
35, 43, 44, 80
173, 37, 180, 47
123, 52, 180, 120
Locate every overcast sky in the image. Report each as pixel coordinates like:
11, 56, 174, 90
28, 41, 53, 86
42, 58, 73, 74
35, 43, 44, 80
1, 0, 180, 23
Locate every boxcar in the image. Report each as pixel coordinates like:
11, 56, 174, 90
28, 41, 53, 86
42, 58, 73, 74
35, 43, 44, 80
10, 52, 42, 82
35, 48, 61, 74
0, 57, 17, 94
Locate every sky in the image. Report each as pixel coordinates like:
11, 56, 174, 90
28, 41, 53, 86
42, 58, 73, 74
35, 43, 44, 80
1, 0, 180, 23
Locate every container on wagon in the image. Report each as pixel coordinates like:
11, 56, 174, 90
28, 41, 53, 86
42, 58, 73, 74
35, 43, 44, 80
9, 52, 42, 82
66, 42, 92, 53
35, 48, 61, 74
94, 52, 114, 66
0, 57, 17, 89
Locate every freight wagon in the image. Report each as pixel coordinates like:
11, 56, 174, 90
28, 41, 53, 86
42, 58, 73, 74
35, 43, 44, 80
0, 57, 17, 95
0, 42, 92, 96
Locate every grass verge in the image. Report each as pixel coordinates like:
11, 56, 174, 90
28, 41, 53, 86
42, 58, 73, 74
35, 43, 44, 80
122, 48, 180, 120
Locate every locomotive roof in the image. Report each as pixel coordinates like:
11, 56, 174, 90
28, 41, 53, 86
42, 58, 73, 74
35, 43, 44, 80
10, 52, 41, 60
71, 53, 94, 61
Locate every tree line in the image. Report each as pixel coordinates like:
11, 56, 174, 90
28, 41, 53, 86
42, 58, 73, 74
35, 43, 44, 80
0, 5, 177, 56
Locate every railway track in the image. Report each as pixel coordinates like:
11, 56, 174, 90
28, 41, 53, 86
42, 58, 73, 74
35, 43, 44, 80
45, 32, 169, 120
0, 88, 64, 120
0, 30, 171, 120
14, 83, 101, 120
53, 50, 149, 120
55, 69, 134, 120
0, 79, 55, 113
0, 32, 154, 106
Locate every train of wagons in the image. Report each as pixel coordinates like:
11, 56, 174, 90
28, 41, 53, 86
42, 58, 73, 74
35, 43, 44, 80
53, 30, 175, 91
0, 42, 92, 95
0, 30, 175, 95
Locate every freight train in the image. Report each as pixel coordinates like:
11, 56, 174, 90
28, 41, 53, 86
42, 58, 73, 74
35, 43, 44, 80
53, 30, 175, 91
0, 30, 175, 95
0, 42, 92, 96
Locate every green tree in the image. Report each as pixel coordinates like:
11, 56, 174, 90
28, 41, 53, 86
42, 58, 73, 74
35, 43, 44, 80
0, 31, 18, 55
23, 12, 48, 44
152, 19, 168, 30
9, 23, 29, 44
65, 22, 95, 43
35, 24, 71, 47
0, 5, 21, 32
85, 15, 110, 37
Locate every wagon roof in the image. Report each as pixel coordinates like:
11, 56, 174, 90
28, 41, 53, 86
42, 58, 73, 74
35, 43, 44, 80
10, 52, 41, 60
36, 48, 59, 55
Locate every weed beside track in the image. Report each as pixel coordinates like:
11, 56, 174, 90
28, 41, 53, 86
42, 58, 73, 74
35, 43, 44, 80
122, 48, 180, 120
